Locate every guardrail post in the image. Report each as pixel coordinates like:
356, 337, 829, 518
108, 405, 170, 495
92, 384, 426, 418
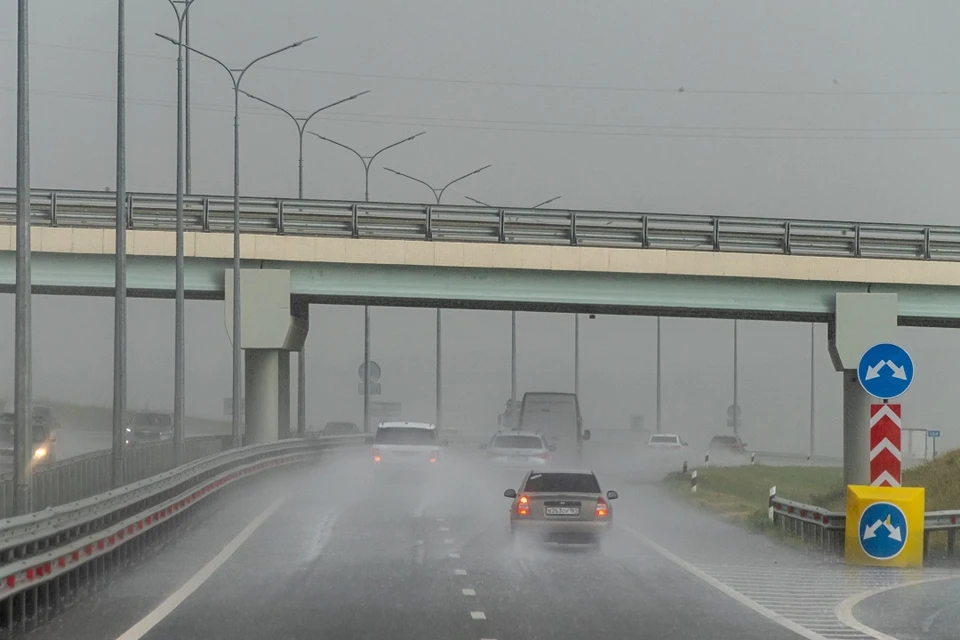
948, 529, 956, 558
49, 191, 57, 227
681, 460, 687, 474
351, 203, 359, 238
854, 224, 862, 257
498, 209, 505, 242
923, 226, 931, 260
425, 206, 433, 241
641, 215, 649, 249
277, 200, 285, 235
126, 194, 134, 229
750, 453, 755, 465
712, 218, 720, 250
690, 470, 698, 493
201, 197, 210, 232
570, 211, 578, 246
783, 221, 791, 254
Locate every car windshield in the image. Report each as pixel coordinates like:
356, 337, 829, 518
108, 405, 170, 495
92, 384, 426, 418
130, 413, 173, 428
524, 472, 601, 494
374, 428, 437, 446
650, 435, 679, 444
492, 435, 543, 449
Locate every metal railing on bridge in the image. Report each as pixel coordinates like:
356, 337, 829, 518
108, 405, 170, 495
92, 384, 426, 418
0, 436, 227, 519
2, 187, 960, 261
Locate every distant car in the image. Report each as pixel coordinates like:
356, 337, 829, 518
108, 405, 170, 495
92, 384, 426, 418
708, 435, 747, 455
0, 410, 59, 470
125, 411, 174, 445
322, 421, 360, 436
646, 433, 687, 451
370, 421, 446, 470
504, 469, 618, 545
483, 431, 554, 467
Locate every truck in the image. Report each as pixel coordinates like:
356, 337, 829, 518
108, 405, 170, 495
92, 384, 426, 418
517, 392, 588, 461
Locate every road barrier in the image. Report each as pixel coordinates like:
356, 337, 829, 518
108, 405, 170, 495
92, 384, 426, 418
0, 436, 228, 519
3, 186, 960, 260
0, 434, 364, 636
769, 487, 960, 560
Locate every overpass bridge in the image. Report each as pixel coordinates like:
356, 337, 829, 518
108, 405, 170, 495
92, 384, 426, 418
1, 187, 960, 324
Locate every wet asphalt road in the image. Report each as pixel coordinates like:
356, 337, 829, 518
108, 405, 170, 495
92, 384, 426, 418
29, 449, 815, 640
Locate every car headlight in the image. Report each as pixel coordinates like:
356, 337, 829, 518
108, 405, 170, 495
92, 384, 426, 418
125, 427, 131, 433
32, 447, 47, 460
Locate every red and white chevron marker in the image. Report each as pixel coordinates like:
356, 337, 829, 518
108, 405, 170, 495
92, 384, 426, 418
870, 403, 902, 487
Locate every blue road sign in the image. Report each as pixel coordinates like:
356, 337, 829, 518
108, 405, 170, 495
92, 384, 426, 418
928, 430, 941, 438
858, 502, 908, 560
858, 343, 914, 400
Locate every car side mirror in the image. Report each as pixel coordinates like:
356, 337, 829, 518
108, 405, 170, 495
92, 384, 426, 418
548, 445, 557, 452
606, 490, 619, 501
504, 489, 517, 499
480, 443, 488, 450
364, 436, 374, 445
582, 429, 591, 441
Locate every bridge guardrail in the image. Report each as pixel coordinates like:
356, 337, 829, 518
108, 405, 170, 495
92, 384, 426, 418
0, 436, 228, 519
769, 488, 960, 559
0, 434, 365, 634
3, 187, 960, 261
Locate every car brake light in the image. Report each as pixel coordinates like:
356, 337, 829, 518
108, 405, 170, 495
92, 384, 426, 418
372, 447, 381, 463
517, 495, 530, 516
430, 449, 438, 463
595, 497, 608, 518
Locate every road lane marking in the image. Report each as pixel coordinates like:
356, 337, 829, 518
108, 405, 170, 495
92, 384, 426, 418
436, 517, 445, 522
449, 552, 461, 558
116, 497, 286, 640
835, 575, 960, 640
444, 538, 455, 544
470, 611, 486, 620
440, 526, 450, 531
619, 524, 829, 640
454, 569, 467, 575
462, 588, 476, 596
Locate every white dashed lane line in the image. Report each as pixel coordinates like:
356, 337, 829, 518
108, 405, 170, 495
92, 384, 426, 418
462, 588, 476, 596
440, 526, 450, 532
444, 538, 455, 544
454, 569, 467, 575
470, 611, 487, 620
449, 552, 461, 558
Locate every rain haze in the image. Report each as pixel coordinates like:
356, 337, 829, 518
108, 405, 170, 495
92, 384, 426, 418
3, 2, 960, 640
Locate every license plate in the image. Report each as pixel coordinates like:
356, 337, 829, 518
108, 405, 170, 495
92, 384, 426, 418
545, 507, 579, 516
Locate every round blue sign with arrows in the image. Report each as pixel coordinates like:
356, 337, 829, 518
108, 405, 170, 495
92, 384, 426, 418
858, 502, 908, 560
857, 343, 914, 400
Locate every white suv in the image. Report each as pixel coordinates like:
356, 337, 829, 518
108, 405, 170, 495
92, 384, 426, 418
371, 421, 443, 469
483, 431, 554, 467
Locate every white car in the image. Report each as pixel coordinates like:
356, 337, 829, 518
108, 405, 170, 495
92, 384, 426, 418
646, 433, 687, 452
483, 431, 554, 467
370, 421, 444, 469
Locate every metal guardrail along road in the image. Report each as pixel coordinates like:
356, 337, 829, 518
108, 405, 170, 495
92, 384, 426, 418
0, 434, 365, 635
3, 187, 960, 260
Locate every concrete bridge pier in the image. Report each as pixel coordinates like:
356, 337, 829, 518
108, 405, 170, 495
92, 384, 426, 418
828, 293, 897, 487
225, 269, 308, 445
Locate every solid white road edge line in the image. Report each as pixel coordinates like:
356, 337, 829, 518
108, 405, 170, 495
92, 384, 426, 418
618, 525, 829, 640
116, 497, 287, 640
834, 574, 960, 640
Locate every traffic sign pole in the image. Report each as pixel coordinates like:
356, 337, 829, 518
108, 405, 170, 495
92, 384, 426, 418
869, 404, 901, 487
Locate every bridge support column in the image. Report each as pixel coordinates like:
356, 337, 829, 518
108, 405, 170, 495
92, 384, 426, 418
278, 351, 291, 439
828, 293, 898, 488
225, 269, 308, 446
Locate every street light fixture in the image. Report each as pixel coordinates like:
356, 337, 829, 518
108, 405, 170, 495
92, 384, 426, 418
381, 165, 492, 432
238, 89, 369, 438
307, 132, 427, 433
156, 33, 318, 448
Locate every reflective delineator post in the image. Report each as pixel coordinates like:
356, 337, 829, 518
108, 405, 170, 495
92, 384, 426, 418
690, 470, 698, 493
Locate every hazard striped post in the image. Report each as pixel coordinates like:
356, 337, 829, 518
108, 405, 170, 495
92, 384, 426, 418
869, 403, 902, 487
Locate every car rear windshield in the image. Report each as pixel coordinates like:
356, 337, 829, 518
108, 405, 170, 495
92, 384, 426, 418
650, 435, 679, 444
375, 427, 437, 446
523, 472, 601, 493
493, 435, 543, 449
130, 413, 173, 428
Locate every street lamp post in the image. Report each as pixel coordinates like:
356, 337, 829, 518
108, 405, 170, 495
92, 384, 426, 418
383, 165, 492, 431
733, 319, 739, 439
809, 323, 815, 459
464, 195, 561, 405
308, 132, 426, 433
656, 317, 662, 434
14, 0, 32, 515
239, 90, 369, 437
113, 0, 127, 488
157, 33, 318, 448
164, 0, 196, 466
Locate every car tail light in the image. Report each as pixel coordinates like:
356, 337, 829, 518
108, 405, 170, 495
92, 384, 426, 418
595, 497, 608, 518
429, 449, 439, 463
372, 447, 381, 463
517, 495, 530, 516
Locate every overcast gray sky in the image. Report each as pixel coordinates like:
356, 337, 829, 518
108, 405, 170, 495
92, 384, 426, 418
1, 1, 959, 454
